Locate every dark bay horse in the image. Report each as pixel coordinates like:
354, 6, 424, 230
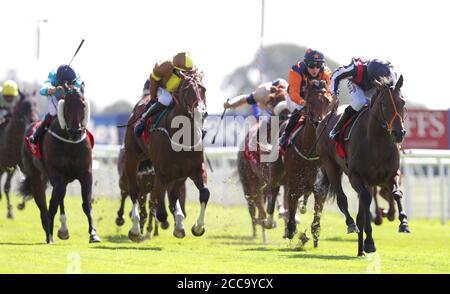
316, 75, 410, 256
237, 88, 289, 243
283, 80, 332, 248
20, 87, 100, 244
124, 70, 208, 242
116, 147, 187, 238
0, 92, 37, 218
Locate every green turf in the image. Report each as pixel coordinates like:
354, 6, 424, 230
0, 195, 448, 274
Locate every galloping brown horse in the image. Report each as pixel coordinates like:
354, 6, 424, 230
316, 76, 410, 256
116, 147, 187, 238
20, 87, 99, 244
283, 80, 332, 247
0, 93, 37, 218
124, 70, 208, 242
237, 88, 289, 243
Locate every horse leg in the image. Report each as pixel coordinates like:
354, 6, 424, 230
311, 190, 325, 248
349, 174, 375, 256
285, 187, 300, 240
256, 189, 268, 244
189, 163, 210, 237
245, 195, 258, 239
299, 194, 308, 215
57, 194, 69, 240
391, 177, 410, 233
125, 154, 144, 242
4, 170, 14, 219
115, 190, 127, 226
372, 187, 383, 225
79, 173, 101, 243
32, 174, 52, 244
265, 185, 279, 229
380, 187, 396, 221
323, 161, 358, 233
169, 180, 186, 239
138, 192, 148, 234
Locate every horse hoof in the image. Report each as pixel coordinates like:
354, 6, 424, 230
128, 230, 144, 243
7, 212, 14, 219
357, 252, 366, 257
264, 220, 277, 229
285, 230, 296, 240
173, 229, 186, 239
374, 217, 383, 226
388, 214, 396, 222
161, 221, 170, 230
17, 203, 25, 210
191, 224, 205, 237
313, 240, 318, 248
115, 217, 125, 226
89, 234, 101, 243
47, 235, 54, 244
299, 230, 310, 246
364, 243, 376, 253
57, 229, 70, 240
347, 223, 360, 234
399, 223, 411, 233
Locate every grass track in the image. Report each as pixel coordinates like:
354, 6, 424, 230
0, 195, 448, 273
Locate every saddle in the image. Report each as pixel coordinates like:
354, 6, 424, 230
286, 115, 307, 149
137, 106, 169, 145
335, 106, 369, 159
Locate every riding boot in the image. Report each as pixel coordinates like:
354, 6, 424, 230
29, 114, 54, 144
279, 108, 302, 149
134, 101, 167, 137
329, 106, 358, 141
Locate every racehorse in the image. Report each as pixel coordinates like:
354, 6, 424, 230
20, 86, 100, 244
283, 79, 332, 248
237, 87, 289, 243
316, 75, 410, 256
116, 147, 187, 238
123, 70, 208, 242
0, 92, 37, 218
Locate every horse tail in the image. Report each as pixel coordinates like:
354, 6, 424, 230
19, 175, 33, 197
314, 166, 339, 203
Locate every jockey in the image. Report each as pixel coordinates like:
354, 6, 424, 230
279, 49, 332, 149
223, 78, 288, 113
29, 64, 83, 144
328, 58, 398, 140
134, 52, 195, 137
0, 80, 20, 123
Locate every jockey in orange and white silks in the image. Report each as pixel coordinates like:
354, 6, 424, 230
29, 65, 84, 144
134, 52, 195, 137
0, 80, 20, 123
223, 78, 288, 115
279, 49, 332, 150
328, 58, 398, 140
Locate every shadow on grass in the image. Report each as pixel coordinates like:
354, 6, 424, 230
207, 234, 256, 241
0, 242, 47, 246
92, 245, 163, 251
104, 234, 134, 243
284, 253, 356, 261
324, 236, 356, 243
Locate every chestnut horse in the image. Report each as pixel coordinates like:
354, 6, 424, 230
124, 70, 208, 242
316, 76, 410, 256
237, 88, 289, 243
283, 80, 332, 248
20, 87, 100, 244
0, 92, 37, 218
116, 147, 187, 238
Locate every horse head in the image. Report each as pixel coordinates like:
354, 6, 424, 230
371, 75, 406, 143
304, 79, 332, 126
56, 86, 90, 141
175, 70, 207, 122
12, 91, 37, 124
